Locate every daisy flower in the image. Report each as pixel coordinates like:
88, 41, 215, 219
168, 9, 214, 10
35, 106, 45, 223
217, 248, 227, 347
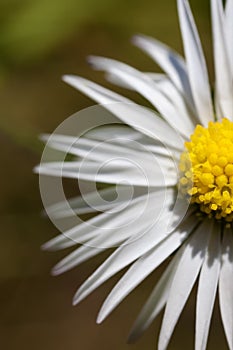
36, 0, 233, 349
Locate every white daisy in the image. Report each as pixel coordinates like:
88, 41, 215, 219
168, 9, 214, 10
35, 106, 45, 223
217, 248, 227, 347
36, 0, 233, 349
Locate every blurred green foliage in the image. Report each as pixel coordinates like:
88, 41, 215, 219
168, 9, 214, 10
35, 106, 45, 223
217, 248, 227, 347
0, 0, 209, 67
0, 0, 112, 65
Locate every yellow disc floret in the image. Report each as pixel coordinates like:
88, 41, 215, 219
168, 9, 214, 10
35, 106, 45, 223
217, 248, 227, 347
179, 118, 233, 222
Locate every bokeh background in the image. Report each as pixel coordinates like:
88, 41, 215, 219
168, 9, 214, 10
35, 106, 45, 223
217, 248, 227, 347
0, 0, 229, 349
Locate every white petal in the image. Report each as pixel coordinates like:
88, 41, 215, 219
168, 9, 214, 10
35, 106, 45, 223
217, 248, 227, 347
42, 130, 179, 162
146, 73, 169, 82
158, 218, 212, 350
219, 227, 233, 350
84, 124, 142, 141
41, 133, 176, 168
51, 193, 165, 276
106, 71, 196, 122
88, 56, 194, 137
177, 0, 214, 126
72, 204, 189, 306
153, 77, 197, 122
35, 157, 177, 187
211, 0, 233, 119
106, 71, 167, 89
42, 208, 121, 251
96, 214, 197, 323
88, 129, 171, 158
42, 190, 170, 251
128, 247, 184, 343
225, 0, 233, 76
132, 35, 194, 108
63, 75, 184, 150
45, 186, 134, 218
195, 223, 221, 350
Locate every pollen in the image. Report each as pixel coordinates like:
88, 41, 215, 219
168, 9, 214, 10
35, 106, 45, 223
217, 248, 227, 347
179, 118, 233, 221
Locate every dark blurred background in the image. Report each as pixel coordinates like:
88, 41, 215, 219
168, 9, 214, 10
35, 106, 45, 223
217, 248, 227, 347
0, 0, 228, 349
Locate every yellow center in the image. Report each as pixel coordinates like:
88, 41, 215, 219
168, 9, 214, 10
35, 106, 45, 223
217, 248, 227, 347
179, 118, 233, 222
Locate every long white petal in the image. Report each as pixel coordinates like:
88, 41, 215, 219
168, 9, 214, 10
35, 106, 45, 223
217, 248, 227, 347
41, 132, 178, 162
211, 0, 233, 119
51, 197, 163, 276
88, 56, 195, 137
41, 133, 176, 167
44, 186, 135, 218
132, 35, 194, 108
153, 77, 197, 121
85, 124, 142, 141
35, 157, 177, 187
86, 128, 172, 156
42, 208, 124, 251
225, 0, 233, 76
158, 218, 212, 350
86, 128, 174, 158
63, 75, 184, 151
106, 71, 167, 89
106, 70, 196, 124
177, 0, 213, 126
128, 247, 184, 343
219, 227, 233, 350
96, 214, 197, 323
72, 208, 191, 306
195, 223, 221, 350
42, 190, 170, 251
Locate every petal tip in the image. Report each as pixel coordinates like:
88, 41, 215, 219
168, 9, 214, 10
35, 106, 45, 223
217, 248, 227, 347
62, 74, 77, 85
41, 241, 50, 251
39, 133, 50, 143
33, 165, 40, 174
96, 312, 104, 324
72, 290, 85, 306
51, 266, 60, 276
127, 331, 138, 344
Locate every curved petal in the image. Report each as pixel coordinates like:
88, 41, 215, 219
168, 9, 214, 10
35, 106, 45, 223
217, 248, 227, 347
42, 190, 170, 251
96, 214, 197, 324
106, 71, 167, 89
63, 75, 184, 151
219, 227, 233, 350
105, 71, 196, 123
84, 124, 142, 141
158, 218, 212, 350
88, 56, 195, 137
132, 34, 194, 109
152, 76, 197, 122
51, 196, 164, 276
72, 206, 189, 306
177, 0, 214, 126
128, 247, 184, 343
44, 186, 136, 218
195, 223, 221, 350
41, 133, 176, 166
35, 156, 177, 187
211, 0, 233, 119
225, 0, 233, 76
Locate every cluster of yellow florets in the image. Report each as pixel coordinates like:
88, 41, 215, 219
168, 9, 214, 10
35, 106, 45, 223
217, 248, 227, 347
179, 118, 233, 222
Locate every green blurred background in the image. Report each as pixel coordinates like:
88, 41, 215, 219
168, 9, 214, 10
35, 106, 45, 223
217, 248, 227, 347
0, 0, 228, 349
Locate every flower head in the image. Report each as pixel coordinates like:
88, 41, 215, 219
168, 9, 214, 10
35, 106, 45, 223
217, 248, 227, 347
180, 118, 233, 221
36, 0, 233, 349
